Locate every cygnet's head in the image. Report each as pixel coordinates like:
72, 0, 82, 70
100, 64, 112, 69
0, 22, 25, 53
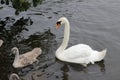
56, 17, 69, 29
0, 39, 3, 47
32, 48, 42, 55
11, 47, 19, 55
9, 73, 20, 80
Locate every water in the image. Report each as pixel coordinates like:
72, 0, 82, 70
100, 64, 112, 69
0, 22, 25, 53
0, 0, 120, 80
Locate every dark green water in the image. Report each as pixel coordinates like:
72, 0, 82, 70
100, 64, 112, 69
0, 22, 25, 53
0, 0, 120, 80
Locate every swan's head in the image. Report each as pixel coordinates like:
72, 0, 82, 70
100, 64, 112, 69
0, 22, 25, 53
11, 47, 19, 55
0, 39, 3, 47
9, 73, 20, 80
56, 17, 68, 29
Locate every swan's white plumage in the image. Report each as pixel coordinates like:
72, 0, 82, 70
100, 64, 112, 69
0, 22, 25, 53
57, 44, 92, 60
11, 47, 42, 68
55, 17, 107, 67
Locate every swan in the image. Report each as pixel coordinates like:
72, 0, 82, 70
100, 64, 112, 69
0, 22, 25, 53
0, 39, 3, 47
9, 73, 20, 80
11, 47, 42, 68
55, 17, 107, 67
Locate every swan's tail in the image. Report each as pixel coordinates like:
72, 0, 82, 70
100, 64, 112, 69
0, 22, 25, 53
99, 48, 107, 61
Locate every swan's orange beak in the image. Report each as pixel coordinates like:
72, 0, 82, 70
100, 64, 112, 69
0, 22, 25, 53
56, 21, 61, 29
56, 24, 61, 29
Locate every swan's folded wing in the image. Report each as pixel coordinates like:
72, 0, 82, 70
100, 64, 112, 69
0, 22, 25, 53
19, 56, 28, 65
63, 49, 90, 59
62, 44, 92, 59
19, 55, 33, 66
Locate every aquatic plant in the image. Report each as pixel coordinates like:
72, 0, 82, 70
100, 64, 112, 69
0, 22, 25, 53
0, 0, 44, 15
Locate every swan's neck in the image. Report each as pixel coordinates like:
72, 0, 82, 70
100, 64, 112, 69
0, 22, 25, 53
13, 50, 19, 64
56, 20, 70, 54
9, 74, 20, 80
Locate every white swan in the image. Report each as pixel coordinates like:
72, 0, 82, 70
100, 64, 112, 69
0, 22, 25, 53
11, 47, 42, 68
9, 73, 20, 80
0, 39, 3, 47
55, 17, 107, 67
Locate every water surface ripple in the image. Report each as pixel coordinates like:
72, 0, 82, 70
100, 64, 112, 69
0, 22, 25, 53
0, 0, 120, 80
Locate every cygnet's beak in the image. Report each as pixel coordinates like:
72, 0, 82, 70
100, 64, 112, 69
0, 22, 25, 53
9, 52, 13, 56
56, 21, 61, 29
9, 50, 14, 56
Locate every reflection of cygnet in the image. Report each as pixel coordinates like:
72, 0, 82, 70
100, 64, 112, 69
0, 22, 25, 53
11, 47, 42, 68
9, 73, 20, 80
0, 39, 3, 47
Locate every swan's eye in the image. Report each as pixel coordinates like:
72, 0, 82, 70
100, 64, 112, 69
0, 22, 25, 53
56, 21, 61, 25
56, 21, 61, 29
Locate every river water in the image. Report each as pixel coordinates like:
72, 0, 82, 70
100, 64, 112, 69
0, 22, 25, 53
0, 0, 120, 80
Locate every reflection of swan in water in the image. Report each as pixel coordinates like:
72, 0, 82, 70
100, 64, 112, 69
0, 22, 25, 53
96, 60, 105, 72
55, 17, 107, 67
61, 64, 69, 80
0, 39, 3, 47
11, 47, 42, 68
68, 63, 86, 72
69, 60, 105, 73
9, 73, 20, 80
